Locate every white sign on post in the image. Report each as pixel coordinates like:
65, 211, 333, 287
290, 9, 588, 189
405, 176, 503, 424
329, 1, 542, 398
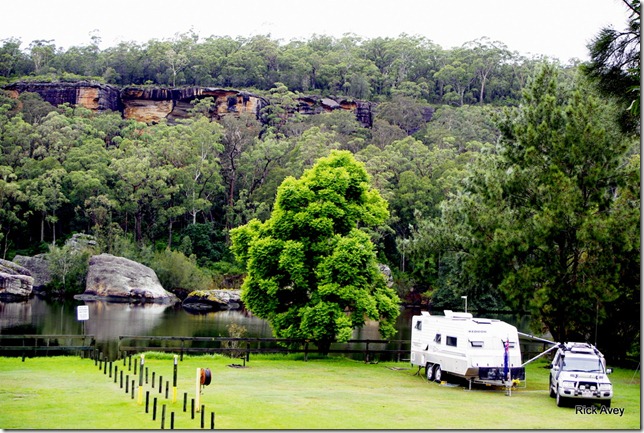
77, 305, 89, 321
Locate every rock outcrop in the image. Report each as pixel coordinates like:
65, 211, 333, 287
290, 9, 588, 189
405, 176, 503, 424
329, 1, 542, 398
12, 254, 51, 291
4, 81, 121, 112
80, 253, 178, 303
3, 81, 375, 127
0, 259, 33, 300
120, 86, 268, 124
182, 289, 242, 313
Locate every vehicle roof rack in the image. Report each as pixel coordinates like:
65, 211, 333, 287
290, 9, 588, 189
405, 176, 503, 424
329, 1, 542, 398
563, 342, 602, 356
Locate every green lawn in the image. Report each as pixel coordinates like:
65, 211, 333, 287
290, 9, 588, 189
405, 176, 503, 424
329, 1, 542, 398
0, 353, 639, 429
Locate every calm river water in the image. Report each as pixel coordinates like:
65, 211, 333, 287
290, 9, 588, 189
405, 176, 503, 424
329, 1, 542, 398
0, 296, 534, 359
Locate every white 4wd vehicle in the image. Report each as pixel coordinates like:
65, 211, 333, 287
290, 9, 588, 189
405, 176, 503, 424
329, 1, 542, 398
549, 342, 613, 408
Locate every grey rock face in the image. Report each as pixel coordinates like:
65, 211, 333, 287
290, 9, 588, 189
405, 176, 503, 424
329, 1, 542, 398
12, 254, 51, 290
0, 259, 33, 299
82, 253, 178, 303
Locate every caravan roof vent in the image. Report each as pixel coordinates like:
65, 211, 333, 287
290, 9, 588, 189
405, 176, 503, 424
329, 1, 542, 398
444, 310, 473, 320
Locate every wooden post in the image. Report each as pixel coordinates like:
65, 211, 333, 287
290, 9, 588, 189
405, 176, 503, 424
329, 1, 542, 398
172, 355, 178, 403
137, 354, 145, 405
195, 368, 201, 413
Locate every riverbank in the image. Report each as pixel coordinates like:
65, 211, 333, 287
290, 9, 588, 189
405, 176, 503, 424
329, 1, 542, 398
0, 353, 640, 429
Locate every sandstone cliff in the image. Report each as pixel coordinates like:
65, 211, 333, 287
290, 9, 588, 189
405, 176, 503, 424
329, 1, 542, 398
3, 81, 374, 127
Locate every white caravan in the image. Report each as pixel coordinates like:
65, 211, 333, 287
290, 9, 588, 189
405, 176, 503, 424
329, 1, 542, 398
410, 310, 525, 386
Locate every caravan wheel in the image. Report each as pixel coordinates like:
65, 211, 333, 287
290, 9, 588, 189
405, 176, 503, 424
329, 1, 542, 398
425, 363, 434, 381
433, 365, 442, 382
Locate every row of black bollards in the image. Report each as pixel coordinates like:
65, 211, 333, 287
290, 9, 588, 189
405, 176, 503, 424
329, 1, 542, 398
92, 350, 216, 429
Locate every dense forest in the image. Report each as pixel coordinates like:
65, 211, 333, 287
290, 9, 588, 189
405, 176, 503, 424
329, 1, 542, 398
0, 1, 640, 361
1, 33, 560, 106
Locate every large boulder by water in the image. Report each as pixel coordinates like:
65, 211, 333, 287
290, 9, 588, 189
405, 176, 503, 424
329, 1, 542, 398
81, 253, 178, 303
12, 254, 51, 290
0, 259, 34, 299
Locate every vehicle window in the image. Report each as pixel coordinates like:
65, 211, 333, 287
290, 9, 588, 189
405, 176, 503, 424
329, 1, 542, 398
446, 336, 457, 347
434, 334, 441, 344
470, 340, 484, 348
562, 357, 604, 373
415, 320, 422, 331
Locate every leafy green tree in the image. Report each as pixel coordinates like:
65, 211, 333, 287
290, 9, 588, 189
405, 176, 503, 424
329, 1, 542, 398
231, 150, 399, 353
47, 242, 95, 295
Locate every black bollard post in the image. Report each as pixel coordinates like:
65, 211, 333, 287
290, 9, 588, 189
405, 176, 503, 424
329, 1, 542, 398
120, 370, 123, 388
125, 374, 129, 393
201, 406, 205, 429
152, 371, 155, 388
159, 376, 163, 393
99, 358, 102, 371
183, 393, 187, 412
211, 412, 215, 430
109, 362, 113, 378
146, 366, 149, 384
165, 381, 169, 399
103, 358, 107, 375
123, 353, 126, 366
191, 399, 195, 419
114, 366, 118, 383
161, 405, 166, 429
146, 391, 150, 413
128, 355, 132, 371
134, 359, 138, 375
153, 397, 158, 421
131, 380, 135, 399
170, 411, 174, 430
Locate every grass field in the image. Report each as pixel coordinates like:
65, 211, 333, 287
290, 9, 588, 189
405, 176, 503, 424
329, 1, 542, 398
0, 353, 640, 429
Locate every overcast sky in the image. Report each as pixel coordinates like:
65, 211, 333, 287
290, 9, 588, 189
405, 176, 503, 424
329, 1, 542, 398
1, 0, 631, 62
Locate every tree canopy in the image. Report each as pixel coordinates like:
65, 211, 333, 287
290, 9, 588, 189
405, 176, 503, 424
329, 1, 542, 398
230, 150, 399, 352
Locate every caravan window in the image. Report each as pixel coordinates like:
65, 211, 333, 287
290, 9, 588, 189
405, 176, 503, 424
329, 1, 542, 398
446, 336, 457, 347
434, 334, 441, 344
415, 320, 422, 331
469, 341, 484, 348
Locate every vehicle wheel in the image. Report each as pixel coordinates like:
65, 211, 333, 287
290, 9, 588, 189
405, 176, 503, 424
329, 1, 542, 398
433, 365, 442, 383
425, 363, 433, 381
556, 388, 567, 407
549, 377, 556, 398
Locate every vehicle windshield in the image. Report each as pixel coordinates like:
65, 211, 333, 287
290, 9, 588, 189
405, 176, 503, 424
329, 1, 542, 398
562, 357, 605, 373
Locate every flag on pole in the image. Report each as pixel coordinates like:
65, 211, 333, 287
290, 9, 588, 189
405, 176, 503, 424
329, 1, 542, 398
503, 338, 510, 380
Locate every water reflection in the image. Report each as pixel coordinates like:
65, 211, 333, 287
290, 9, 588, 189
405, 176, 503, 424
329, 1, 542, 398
0, 298, 535, 361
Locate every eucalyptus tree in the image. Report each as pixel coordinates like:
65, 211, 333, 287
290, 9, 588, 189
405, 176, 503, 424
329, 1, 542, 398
231, 150, 399, 353
463, 37, 512, 104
